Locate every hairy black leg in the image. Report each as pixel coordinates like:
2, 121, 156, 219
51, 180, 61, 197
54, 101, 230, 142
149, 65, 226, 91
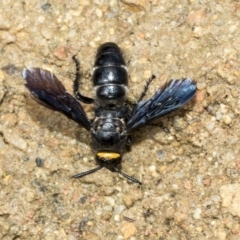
131, 74, 156, 115
72, 55, 94, 104
137, 74, 156, 103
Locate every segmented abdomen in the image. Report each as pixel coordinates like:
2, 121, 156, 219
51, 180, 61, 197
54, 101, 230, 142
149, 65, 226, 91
92, 42, 128, 105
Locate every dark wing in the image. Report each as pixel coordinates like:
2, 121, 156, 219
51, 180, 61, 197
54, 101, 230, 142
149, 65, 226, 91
126, 78, 196, 132
22, 68, 91, 131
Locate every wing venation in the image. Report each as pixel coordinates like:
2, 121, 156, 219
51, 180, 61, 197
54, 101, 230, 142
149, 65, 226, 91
23, 68, 91, 130
126, 78, 196, 132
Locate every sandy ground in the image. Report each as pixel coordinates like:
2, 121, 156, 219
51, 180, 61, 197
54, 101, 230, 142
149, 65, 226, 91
0, 0, 240, 239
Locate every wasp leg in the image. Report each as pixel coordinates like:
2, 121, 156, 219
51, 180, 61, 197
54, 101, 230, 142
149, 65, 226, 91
72, 55, 94, 104
137, 75, 156, 103
131, 75, 156, 115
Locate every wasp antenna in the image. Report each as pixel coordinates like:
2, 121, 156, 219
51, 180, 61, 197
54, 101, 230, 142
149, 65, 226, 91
113, 167, 142, 185
72, 166, 103, 178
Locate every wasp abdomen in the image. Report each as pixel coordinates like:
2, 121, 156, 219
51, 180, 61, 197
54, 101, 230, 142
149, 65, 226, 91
94, 42, 126, 67
93, 42, 128, 105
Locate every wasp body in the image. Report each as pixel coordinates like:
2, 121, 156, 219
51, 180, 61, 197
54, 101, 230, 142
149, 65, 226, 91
22, 42, 196, 184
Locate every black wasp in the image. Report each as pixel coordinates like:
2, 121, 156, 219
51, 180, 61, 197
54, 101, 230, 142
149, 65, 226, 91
22, 42, 196, 185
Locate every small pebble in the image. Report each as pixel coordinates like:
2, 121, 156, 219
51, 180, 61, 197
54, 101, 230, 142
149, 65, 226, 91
123, 195, 134, 208
114, 205, 126, 215
121, 222, 137, 239
220, 183, 240, 218
40, 25, 53, 39
53, 46, 67, 60
96, 8, 103, 18
25, 190, 36, 202
2, 129, 27, 150
83, 232, 99, 240
222, 115, 232, 125
193, 208, 202, 219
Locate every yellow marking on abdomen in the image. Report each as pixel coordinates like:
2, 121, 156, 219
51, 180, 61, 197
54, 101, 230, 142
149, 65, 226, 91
97, 152, 120, 160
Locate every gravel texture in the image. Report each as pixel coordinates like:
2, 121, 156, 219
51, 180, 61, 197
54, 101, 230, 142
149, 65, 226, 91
0, 0, 240, 239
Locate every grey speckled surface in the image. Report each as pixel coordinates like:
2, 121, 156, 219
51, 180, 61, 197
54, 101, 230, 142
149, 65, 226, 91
0, 0, 240, 239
